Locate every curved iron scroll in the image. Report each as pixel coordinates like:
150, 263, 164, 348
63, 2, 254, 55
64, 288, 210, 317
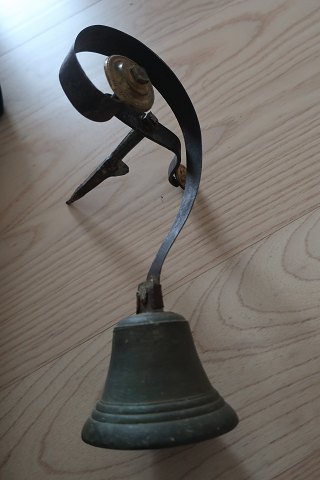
59, 25, 202, 285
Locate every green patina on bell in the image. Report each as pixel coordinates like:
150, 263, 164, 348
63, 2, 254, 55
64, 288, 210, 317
81, 282, 238, 450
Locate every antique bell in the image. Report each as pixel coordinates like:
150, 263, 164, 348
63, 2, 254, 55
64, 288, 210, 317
81, 281, 238, 449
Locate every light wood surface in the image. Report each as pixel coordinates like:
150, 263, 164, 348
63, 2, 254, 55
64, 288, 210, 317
1, 0, 320, 478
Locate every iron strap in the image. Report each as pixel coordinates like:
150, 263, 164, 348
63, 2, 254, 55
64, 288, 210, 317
59, 25, 202, 283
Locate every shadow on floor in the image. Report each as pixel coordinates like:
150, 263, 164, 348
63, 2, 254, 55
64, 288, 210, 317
151, 437, 247, 480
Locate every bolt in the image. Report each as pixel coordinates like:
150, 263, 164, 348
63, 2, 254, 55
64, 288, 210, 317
176, 164, 187, 189
130, 64, 150, 84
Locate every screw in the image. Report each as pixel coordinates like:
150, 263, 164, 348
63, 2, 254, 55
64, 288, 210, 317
130, 65, 150, 84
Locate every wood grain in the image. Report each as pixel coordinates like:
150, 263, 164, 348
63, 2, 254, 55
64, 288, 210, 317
273, 451, 320, 479
1, 209, 319, 479
0, 0, 99, 56
1, 0, 320, 477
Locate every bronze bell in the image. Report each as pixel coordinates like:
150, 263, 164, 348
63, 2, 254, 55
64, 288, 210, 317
82, 282, 238, 449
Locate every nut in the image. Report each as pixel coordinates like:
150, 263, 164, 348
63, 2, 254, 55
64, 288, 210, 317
130, 65, 150, 84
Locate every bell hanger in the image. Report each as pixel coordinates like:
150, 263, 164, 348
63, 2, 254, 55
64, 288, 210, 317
60, 25, 238, 450
66, 54, 186, 205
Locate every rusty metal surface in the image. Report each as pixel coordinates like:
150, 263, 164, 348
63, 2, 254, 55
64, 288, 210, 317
136, 279, 164, 314
175, 164, 187, 190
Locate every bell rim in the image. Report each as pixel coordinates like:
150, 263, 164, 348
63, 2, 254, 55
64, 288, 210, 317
93, 394, 224, 423
95, 391, 221, 415
81, 400, 238, 450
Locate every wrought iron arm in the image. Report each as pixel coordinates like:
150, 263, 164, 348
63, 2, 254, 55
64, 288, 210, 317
59, 25, 202, 289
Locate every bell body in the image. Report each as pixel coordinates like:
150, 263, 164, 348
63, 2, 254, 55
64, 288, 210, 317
82, 311, 238, 449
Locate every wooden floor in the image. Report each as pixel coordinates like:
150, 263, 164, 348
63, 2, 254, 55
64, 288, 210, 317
1, 0, 320, 478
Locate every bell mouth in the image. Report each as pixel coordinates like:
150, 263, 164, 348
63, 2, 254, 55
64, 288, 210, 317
82, 397, 238, 450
